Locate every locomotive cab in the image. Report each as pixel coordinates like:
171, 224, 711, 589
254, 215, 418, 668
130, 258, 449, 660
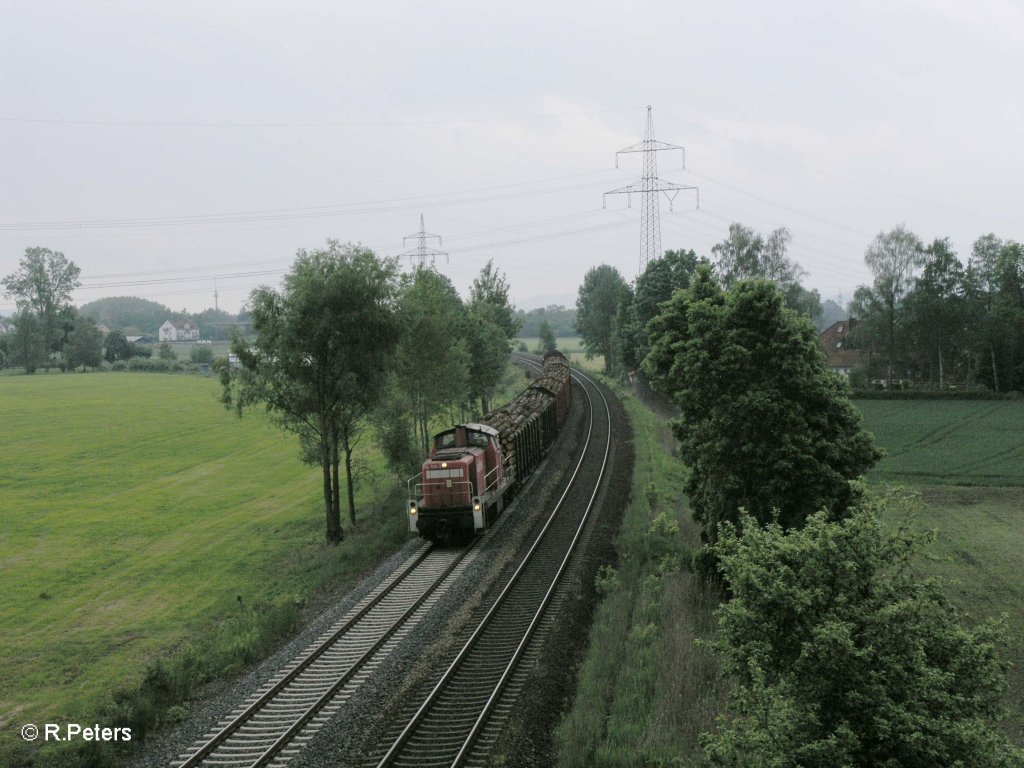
408, 423, 506, 540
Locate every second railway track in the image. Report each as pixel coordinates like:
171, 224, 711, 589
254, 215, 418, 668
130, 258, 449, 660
174, 542, 479, 768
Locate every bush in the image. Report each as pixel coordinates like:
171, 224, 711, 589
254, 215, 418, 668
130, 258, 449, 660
190, 345, 214, 364
112, 360, 127, 372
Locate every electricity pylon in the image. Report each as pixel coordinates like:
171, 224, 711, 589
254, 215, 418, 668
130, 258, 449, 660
399, 213, 448, 268
604, 106, 699, 273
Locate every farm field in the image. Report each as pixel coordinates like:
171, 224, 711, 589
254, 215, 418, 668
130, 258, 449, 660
0, 373, 407, 765
855, 399, 1024, 486
855, 399, 1024, 743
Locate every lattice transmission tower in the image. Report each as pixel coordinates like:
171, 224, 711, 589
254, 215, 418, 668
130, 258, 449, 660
605, 106, 699, 273
399, 213, 448, 268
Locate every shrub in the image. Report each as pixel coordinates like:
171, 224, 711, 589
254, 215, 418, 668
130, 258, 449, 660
112, 360, 127, 372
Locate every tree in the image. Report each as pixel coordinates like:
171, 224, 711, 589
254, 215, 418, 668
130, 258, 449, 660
10, 312, 46, 373
863, 224, 925, 385
538, 320, 557, 352
465, 261, 520, 414
644, 267, 880, 557
704, 498, 1023, 768
190, 345, 214, 365
902, 238, 967, 387
222, 241, 398, 541
65, 315, 104, 371
575, 264, 631, 375
2, 247, 81, 358
712, 224, 821, 321
392, 267, 470, 456
158, 341, 177, 361
617, 248, 703, 372
104, 330, 130, 363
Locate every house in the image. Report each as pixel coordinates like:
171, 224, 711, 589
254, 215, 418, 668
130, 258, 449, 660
159, 320, 200, 342
819, 319, 866, 377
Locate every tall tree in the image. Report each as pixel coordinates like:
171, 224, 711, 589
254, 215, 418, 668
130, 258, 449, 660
103, 329, 130, 363
2, 247, 81, 359
863, 224, 925, 385
902, 238, 966, 387
705, 500, 1022, 768
393, 267, 470, 456
712, 223, 821, 321
465, 261, 520, 414
618, 248, 703, 372
10, 312, 46, 373
222, 242, 398, 541
645, 267, 880, 560
575, 264, 631, 375
65, 315, 104, 371
538, 320, 557, 352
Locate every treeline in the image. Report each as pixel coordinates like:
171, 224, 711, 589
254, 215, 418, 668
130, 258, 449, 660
2, 248, 104, 373
513, 305, 576, 337
221, 243, 519, 544
851, 226, 1024, 391
571, 239, 1022, 764
80, 295, 245, 339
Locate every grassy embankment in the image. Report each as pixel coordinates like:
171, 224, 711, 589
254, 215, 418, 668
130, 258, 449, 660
0, 372, 411, 767
553, 382, 726, 766
856, 398, 1024, 744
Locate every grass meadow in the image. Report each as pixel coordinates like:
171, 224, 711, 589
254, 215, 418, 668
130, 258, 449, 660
855, 398, 1024, 744
0, 372, 409, 766
516, 336, 604, 373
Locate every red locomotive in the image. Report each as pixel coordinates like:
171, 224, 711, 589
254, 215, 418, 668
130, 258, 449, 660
407, 351, 572, 541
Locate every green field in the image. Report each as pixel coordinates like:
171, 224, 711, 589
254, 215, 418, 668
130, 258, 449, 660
0, 373, 408, 764
856, 399, 1024, 486
855, 399, 1024, 744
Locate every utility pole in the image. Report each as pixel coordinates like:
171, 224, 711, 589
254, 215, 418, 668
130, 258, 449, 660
399, 213, 448, 268
214, 278, 219, 312
605, 106, 699, 273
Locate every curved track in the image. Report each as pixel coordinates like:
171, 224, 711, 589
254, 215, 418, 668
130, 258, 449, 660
369, 358, 612, 767
173, 542, 478, 768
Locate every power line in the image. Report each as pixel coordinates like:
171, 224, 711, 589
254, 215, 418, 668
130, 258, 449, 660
0, 105, 640, 130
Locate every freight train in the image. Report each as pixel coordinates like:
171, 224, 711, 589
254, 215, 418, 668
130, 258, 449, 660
407, 351, 572, 541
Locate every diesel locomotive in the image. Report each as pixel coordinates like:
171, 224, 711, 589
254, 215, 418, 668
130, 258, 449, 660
407, 351, 572, 541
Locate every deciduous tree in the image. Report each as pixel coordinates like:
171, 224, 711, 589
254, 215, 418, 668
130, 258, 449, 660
2, 247, 81, 359
576, 264, 630, 375
704, 498, 1023, 768
863, 224, 924, 385
645, 267, 880, 557
222, 241, 398, 541
393, 267, 470, 456
65, 315, 104, 371
465, 261, 520, 414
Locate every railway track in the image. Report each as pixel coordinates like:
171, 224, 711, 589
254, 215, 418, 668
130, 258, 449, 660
173, 541, 479, 768
369, 359, 612, 767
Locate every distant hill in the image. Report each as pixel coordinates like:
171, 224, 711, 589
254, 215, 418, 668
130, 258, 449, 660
514, 305, 577, 337
80, 296, 175, 336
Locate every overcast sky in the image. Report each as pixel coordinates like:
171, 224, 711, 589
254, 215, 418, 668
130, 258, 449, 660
2, 0, 1022, 316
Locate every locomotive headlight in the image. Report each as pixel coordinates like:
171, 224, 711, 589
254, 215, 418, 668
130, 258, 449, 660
473, 502, 481, 512
441, 462, 448, 469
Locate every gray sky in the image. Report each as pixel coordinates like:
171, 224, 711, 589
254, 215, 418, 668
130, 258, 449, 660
2, 0, 1022, 316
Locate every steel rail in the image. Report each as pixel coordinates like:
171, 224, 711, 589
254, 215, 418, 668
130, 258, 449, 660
374, 358, 609, 767
175, 540, 475, 768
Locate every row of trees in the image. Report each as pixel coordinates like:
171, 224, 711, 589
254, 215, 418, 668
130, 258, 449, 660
575, 223, 824, 376
573, 236, 1019, 763
0, 247, 108, 373
852, 226, 1024, 391
221, 242, 519, 544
